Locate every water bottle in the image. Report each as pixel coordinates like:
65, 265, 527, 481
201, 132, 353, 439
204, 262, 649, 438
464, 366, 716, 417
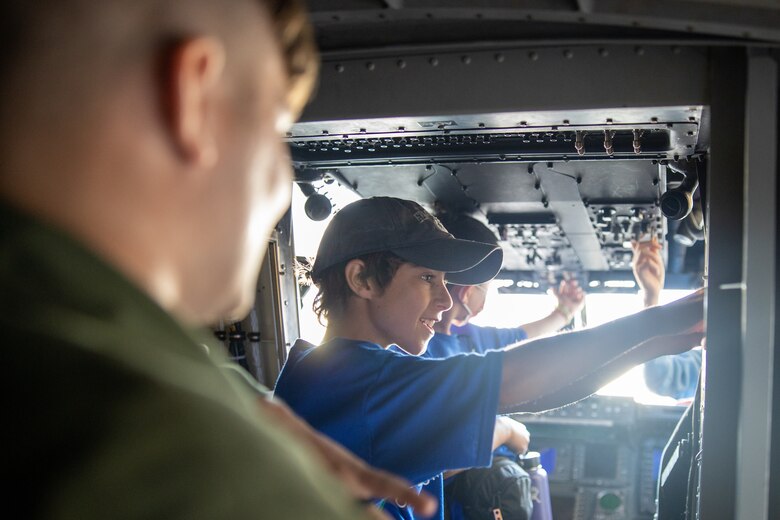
518, 451, 553, 520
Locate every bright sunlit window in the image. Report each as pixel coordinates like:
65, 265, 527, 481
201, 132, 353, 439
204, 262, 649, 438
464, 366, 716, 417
292, 181, 360, 345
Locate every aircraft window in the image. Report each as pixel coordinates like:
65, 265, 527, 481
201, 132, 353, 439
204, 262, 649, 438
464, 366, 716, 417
292, 186, 359, 344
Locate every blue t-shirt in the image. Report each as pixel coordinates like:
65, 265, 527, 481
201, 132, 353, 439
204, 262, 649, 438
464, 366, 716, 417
274, 338, 504, 520
446, 323, 528, 355
423, 327, 528, 462
643, 349, 703, 400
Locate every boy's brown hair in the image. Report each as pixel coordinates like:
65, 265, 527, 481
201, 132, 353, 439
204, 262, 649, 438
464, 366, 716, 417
312, 252, 405, 325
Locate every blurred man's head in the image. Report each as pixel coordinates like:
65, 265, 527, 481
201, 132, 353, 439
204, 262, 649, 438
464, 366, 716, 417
435, 213, 501, 326
0, 0, 317, 324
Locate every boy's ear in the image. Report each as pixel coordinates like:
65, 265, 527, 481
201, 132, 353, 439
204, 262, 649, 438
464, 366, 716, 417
452, 285, 472, 305
344, 259, 377, 299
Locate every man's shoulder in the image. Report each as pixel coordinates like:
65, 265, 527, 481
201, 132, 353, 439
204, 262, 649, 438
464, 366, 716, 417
6, 330, 369, 519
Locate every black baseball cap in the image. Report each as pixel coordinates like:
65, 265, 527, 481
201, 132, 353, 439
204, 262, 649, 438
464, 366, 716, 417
312, 197, 502, 285
435, 213, 504, 285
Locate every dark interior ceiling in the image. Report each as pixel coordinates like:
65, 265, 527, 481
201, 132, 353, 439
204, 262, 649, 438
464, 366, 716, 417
288, 1, 776, 292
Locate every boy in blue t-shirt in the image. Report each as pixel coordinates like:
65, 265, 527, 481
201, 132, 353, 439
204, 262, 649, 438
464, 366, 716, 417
425, 213, 585, 360
275, 196, 705, 520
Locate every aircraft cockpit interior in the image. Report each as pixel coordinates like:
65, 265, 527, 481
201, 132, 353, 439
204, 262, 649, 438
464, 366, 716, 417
215, 3, 779, 520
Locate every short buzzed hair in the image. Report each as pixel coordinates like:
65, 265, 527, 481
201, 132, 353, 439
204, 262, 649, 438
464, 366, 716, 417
0, 0, 318, 126
264, 0, 319, 117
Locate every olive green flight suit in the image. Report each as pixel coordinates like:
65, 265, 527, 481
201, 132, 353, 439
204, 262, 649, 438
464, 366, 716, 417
1, 203, 369, 519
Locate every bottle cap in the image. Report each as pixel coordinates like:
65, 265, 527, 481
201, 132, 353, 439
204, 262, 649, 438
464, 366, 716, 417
518, 451, 541, 470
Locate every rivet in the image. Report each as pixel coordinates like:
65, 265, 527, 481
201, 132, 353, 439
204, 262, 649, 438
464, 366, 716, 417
335, 64, 345, 72
563, 49, 574, 59
634, 46, 645, 56
366, 62, 375, 71
528, 51, 539, 61
397, 59, 406, 69
461, 55, 472, 65
495, 53, 505, 63
671, 45, 681, 54
429, 57, 439, 66
598, 48, 609, 57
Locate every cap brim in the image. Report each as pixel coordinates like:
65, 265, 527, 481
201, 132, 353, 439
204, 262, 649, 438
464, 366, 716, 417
391, 238, 503, 285
445, 248, 504, 285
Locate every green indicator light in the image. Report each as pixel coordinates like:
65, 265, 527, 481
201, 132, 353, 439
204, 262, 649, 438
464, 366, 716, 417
599, 493, 622, 511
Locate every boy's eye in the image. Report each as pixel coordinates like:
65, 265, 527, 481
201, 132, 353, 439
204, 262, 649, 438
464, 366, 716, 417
421, 274, 435, 283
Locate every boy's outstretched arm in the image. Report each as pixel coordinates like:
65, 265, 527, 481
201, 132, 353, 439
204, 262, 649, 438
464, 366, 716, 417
498, 289, 704, 413
519, 279, 585, 339
506, 331, 703, 413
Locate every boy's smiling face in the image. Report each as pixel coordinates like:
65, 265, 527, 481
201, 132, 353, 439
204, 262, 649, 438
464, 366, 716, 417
366, 263, 453, 355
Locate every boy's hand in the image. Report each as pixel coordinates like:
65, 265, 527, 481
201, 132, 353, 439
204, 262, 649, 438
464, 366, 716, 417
552, 279, 585, 318
493, 416, 530, 454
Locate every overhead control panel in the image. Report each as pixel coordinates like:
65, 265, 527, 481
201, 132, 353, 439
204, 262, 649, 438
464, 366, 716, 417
289, 107, 705, 292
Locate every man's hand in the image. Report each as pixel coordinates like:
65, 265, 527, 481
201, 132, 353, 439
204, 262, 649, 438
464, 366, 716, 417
632, 237, 665, 307
258, 397, 437, 518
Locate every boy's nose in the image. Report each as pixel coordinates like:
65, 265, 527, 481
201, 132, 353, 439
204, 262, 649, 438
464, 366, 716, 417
436, 282, 453, 312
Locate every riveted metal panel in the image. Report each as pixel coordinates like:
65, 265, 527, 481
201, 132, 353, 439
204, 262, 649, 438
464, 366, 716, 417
300, 45, 709, 123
